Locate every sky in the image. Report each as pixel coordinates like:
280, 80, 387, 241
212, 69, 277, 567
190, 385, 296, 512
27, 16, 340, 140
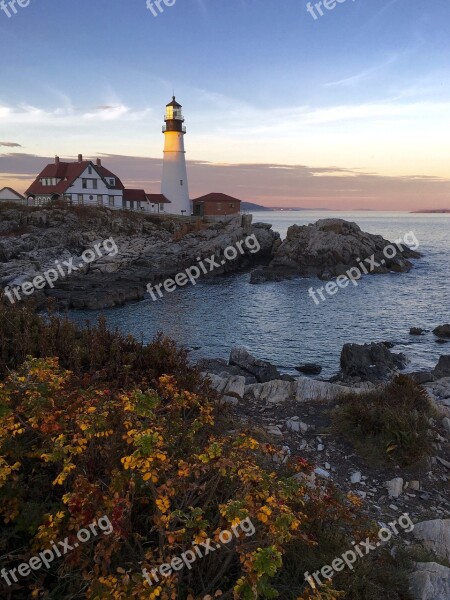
1, 0, 450, 210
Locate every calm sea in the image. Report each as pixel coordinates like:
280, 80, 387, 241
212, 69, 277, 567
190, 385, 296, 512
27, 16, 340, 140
69, 211, 450, 379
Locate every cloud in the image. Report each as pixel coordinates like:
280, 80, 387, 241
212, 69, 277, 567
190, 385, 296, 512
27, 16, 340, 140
0, 102, 153, 126
324, 56, 399, 88
0, 142, 22, 147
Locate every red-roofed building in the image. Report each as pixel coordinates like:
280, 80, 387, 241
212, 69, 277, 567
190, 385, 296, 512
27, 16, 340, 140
25, 155, 170, 213
192, 193, 241, 217
123, 190, 170, 213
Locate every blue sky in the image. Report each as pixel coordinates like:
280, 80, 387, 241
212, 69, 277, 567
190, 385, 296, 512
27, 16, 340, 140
1, 0, 450, 209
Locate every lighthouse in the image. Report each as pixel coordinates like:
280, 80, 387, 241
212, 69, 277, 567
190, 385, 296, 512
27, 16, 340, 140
161, 96, 191, 215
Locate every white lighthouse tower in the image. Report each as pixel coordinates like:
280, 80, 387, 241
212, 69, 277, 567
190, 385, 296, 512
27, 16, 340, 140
161, 96, 191, 215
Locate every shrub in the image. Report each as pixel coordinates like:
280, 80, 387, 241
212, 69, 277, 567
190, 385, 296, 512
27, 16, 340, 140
332, 376, 436, 465
0, 304, 414, 599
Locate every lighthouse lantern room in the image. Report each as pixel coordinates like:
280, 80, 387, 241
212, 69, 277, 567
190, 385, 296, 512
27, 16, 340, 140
161, 96, 191, 215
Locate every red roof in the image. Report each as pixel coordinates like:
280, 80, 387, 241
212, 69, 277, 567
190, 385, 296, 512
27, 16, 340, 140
146, 194, 171, 204
192, 193, 242, 204
25, 160, 124, 196
123, 189, 147, 202
123, 191, 171, 204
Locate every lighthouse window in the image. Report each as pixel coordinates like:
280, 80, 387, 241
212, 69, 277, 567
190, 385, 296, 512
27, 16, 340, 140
180, 180, 183, 186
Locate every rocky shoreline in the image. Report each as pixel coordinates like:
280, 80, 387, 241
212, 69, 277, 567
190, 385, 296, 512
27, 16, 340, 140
0, 206, 279, 310
0, 207, 422, 311
199, 335, 450, 600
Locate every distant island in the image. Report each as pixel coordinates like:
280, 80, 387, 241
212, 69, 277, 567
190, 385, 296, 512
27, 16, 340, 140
242, 202, 331, 212
412, 209, 450, 213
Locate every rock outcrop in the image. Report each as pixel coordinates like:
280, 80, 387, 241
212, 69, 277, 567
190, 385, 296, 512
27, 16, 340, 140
413, 520, 450, 562
244, 377, 355, 405
0, 206, 280, 310
338, 341, 408, 383
229, 347, 281, 383
434, 325, 450, 339
409, 562, 450, 600
250, 218, 420, 283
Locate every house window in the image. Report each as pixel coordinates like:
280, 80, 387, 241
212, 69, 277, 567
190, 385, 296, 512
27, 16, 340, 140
93, 179, 97, 190
77, 194, 84, 204
97, 195, 103, 205
108, 196, 114, 207
180, 180, 183, 186
109, 178, 115, 186
88, 166, 92, 175
82, 179, 87, 189
230, 204, 234, 208
159, 203, 164, 211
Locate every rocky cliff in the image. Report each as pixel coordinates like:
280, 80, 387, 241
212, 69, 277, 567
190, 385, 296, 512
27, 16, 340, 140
251, 218, 421, 283
0, 205, 279, 310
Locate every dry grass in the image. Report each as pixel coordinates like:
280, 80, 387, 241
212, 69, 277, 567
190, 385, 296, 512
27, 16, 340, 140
332, 376, 436, 466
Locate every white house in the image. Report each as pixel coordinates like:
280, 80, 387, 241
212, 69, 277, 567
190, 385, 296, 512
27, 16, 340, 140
25, 155, 170, 213
0, 187, 26, 204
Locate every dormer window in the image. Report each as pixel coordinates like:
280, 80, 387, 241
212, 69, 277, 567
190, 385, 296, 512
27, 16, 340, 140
88, 166, 92, 175
109, 178, 115, 186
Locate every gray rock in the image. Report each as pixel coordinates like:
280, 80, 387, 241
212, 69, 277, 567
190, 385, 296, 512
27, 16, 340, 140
314, 467, 331, 479
339, 341, 408, 383
229, 347, 280, 383
250, 218, 420, 283
434, 356, 450, 379
410, 328, 427, 335
409, 562, 450, 600
245, 380, 296, 405
414, 520, 450, 561
245, 377, 355, 405
409, 371, 436, 384
350, 471, 362, 484
295, 363, 322, 375
386, 477, 404, 498
204, 373, 246, 401
433, 325, 450, 339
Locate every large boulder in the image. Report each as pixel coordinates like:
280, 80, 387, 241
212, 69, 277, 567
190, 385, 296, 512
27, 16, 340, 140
229, 347, 280, 383
339, 342, 408, 383
409, 562, 450, 600
413, 519, 450, 562
433, 356, 450, 379
244, 377, 354, 405
433, 325, 450, 339
204, 373, 246, 401
250, 219, 420, 283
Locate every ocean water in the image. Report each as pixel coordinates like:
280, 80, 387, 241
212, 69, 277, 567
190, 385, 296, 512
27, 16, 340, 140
69, 211, 450, 379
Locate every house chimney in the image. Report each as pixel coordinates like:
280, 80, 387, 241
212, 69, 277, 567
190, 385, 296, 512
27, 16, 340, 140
55, 155, 60, 164
78, 154, 83, 163
96, 158, 102, 167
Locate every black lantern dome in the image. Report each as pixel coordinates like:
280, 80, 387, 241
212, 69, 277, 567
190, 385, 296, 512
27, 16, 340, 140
163, 96, 186, 133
